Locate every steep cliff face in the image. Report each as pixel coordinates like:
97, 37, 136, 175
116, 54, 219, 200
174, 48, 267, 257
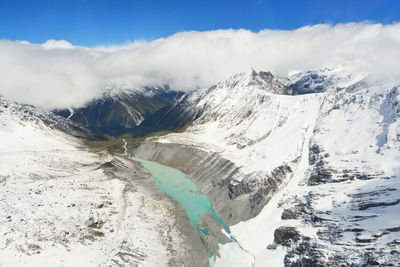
133, 68, 400, 266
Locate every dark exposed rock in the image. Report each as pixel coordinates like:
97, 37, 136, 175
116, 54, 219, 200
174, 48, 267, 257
349, 188, 397, 199
27, 244, 41, 251
281, 209, 298, 220
274, 227, 300, 246
88, 219, 105, 229
386, 226, 400, 232
363, 252, 381, 266
356, 237, 374, 243
359, 199, 400, 210
310, 215, 327, 223
91, 230, 105, 237
349, 214, 378, 222
344, 228, 364, 233
310, 144, 320, 154
308, 169, 332, 185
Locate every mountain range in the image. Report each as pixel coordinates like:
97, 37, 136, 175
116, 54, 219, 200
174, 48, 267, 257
1, 66, 399, 266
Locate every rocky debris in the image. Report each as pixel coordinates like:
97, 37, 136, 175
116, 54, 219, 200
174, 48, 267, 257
110, 241, 147, 267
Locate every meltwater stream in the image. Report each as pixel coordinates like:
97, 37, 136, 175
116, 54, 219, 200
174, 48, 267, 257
132, 157, 255, 266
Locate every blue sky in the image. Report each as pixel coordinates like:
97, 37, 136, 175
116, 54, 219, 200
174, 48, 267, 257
0, 0, 399, 46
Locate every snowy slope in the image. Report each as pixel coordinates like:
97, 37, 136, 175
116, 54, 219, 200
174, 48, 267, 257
232, 80, 400, 266
140, 68, 400, 266
0, 96, 191, 266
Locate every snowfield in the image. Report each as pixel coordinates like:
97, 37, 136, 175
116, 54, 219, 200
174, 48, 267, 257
0, 97, 185, 266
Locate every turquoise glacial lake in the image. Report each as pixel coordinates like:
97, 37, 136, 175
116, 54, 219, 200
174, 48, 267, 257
132, 157, 230, 237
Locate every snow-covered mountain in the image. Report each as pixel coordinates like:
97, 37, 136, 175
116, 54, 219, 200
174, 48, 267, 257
2, 65, 399, 266
0, 96, 208, 266
132, 67, 400, 266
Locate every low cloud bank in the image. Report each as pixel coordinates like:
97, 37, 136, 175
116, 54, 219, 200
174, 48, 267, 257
1, 22, 400, 109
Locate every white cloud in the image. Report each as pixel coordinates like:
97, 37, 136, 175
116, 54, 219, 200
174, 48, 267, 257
42, 39, 74, 49
0, 22, 400, 109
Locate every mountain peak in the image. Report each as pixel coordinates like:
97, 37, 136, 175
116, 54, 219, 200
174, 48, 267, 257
233, 69, 288, 94
246, 67, 257, 77
245, 68, 273, 80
